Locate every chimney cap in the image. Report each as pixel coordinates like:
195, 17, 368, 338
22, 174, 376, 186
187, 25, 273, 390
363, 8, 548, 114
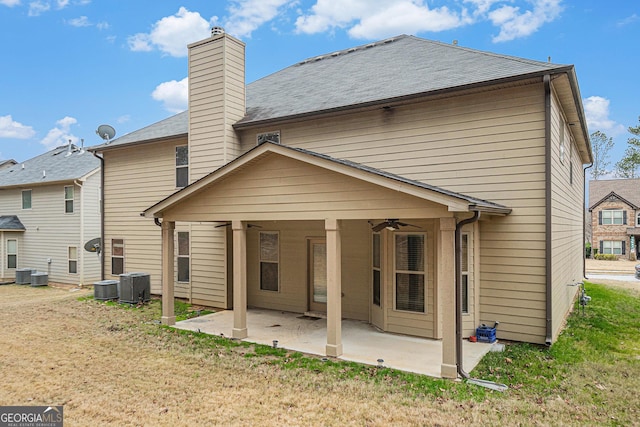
211, 26, 225, 36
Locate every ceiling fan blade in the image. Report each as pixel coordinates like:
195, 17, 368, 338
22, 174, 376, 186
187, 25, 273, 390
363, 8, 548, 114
247, 224, 262, 228
397, 221, 420, 229
215, 222, 231, 228
371, 222, 388, 232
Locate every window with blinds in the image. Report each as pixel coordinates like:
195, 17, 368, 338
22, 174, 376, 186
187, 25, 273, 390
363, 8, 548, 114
260, 232, 279, 291
394, 233, 425, 313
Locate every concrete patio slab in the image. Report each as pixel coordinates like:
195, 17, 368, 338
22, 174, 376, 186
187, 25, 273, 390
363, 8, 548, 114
175, 308, 495, 377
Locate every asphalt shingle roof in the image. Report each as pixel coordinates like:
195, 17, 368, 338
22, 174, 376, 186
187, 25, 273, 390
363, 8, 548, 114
92, 34, 569, 149
0, 144, 100, 187
589, 179, 640, 209
0, 215, 25, 230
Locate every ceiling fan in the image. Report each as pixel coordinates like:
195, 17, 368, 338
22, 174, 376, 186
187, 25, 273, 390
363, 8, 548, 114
370, 219, 420, 232
215, 222, 262, 229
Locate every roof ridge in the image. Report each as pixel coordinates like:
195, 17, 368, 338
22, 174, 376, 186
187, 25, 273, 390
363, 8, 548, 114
295, 35, 408, 66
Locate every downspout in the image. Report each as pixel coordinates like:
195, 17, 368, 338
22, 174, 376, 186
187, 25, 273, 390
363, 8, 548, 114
544, 74, 553, 346
583, 163, 593, 279
455, 210, 480, 378
74, 179, 85, 286
91, 151, 105, 280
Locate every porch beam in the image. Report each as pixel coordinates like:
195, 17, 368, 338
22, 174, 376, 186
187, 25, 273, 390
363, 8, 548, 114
438, 217, 457, 378
232, 220, 248, 339
161, 220, 176, 325
325, 218, 343, 357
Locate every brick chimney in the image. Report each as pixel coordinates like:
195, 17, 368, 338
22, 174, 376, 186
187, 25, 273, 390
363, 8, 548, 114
187, 27, 246, 182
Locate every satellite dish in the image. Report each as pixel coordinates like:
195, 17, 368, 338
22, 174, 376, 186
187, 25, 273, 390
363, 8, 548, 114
96, 124, 116, 142
84, 237, 102, 254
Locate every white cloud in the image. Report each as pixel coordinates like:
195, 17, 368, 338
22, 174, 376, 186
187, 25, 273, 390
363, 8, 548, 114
28, 0, 50, 16
56, 0, 68, 8
0, 0, 21, 6
295, 0, 563, 42
489, 0, 563, 42
220, 0, 296, 38
583, 96, 625, 136
127, 7, 211, 57
617, 13, 638, 27
68, 15, 90, 27
152, 78, 188, 113
0, 115, 36, 139
40, 116, 79, 150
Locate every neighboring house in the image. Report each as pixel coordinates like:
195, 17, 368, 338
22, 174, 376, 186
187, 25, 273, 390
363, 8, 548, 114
90, 31, 592, 378
589, 178, 640, 261
0, 143, 102, 285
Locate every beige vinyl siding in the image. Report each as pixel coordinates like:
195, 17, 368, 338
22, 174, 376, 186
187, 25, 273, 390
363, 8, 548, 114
102, 140, 229, 307
245, 220, 369, 321
549, 89, 584, 340
78, 171, 102, 285
0, 180, 100, 285
239, 81, 548, 342
188, 34, 245, 182
190, 223, 227, 307
162, 154, 451, 223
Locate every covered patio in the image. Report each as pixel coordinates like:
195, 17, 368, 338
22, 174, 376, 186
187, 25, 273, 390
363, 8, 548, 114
174, 308, 496, 377
143, 143, 510, 378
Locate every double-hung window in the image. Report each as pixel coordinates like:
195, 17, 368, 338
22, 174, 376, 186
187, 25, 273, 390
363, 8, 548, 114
68, 247, 78, 274
64, 186, 74, 213
394, 233, 426, 313
177, 232, 190, 282
602, 241, 623, 255
7, 239, 17, 269
601, 209, 624, 225
111, 239, 124, 275
259, 232, 279, 291
176, 146, 188, 188
461, 233, 469, 314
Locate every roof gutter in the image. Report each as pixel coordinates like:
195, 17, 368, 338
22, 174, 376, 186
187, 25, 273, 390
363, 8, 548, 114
583, 162, 593, 280
544, 74, 553, 346
455, 210, 480, 378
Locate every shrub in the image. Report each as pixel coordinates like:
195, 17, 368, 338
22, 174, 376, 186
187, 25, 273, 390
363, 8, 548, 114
585, 242, 592, 258
594, 253, 618, 261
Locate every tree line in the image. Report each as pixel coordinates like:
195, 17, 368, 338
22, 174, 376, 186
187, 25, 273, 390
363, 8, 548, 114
590, 116, 640, 179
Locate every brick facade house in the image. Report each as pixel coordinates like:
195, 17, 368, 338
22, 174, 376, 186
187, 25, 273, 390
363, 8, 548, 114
589, 179, 640, 261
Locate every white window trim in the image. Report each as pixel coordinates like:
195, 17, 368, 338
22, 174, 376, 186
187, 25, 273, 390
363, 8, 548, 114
21, 189, 32, 210
111, 238, 125, 276
636, 212, 640, 226
64, 185, 74, 214
602, 240, 623, 255
602, 209, 624, 225
393, 232, 427, 314
7, 239, 17, 269
259, 231, 279, 292
68, 246, 78, 274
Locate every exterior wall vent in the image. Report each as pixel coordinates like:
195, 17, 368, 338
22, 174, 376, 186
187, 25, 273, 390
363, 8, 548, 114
118, 272, 151, 304
211, 26, 225, 36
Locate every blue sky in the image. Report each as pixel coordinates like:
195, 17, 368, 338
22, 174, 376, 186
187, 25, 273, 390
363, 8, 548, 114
1, 0, 638, 175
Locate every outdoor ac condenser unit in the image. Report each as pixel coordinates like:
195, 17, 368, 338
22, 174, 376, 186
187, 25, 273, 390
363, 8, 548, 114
30, 272, 48, 287
15, 268, 34, 284
118, 272, 150, 304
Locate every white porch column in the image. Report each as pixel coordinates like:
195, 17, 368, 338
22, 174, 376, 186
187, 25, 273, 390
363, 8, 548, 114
232, 220, 248, 339
325, 218, 343, 357
438, 217, 457, 378
161, 220, 176, 325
